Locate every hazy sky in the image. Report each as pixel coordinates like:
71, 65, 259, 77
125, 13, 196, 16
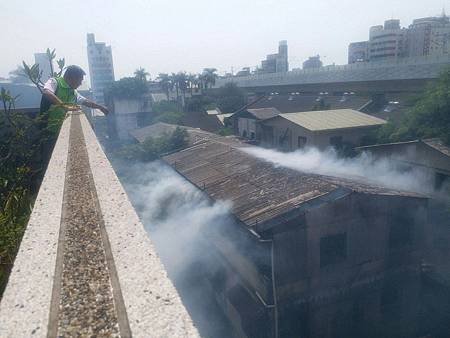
0, 0, 447, 83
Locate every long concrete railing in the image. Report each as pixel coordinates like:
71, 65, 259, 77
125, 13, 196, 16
0, 112, 199, 337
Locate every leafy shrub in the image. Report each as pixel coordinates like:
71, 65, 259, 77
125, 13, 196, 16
114, 127, 188, 162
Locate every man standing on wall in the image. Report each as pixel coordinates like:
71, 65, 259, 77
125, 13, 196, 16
40, 65, 109, 134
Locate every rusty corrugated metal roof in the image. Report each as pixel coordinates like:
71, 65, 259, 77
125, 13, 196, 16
163, 138, 422, 231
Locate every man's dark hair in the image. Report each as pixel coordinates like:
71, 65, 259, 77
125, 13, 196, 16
64, 65, 86, 79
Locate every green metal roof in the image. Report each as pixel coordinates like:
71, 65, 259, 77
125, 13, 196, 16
277, 109, 386, 131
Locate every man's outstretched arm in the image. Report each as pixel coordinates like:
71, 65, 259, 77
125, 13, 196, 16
81, 100, 110, 115
43, 89, 64, 105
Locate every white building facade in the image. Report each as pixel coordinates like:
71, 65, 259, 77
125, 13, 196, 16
34, 52, 53, 82
368, 20, 406, 61
407, 15, 450, 57
86, 33, 115, 104
259, 41, 289, 73
348, 13, 450, 63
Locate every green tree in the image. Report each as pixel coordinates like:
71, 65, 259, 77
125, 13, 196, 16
378, 68, 450, 145
157, 73, 173, 101
0, 89, 48, 294
114, 127, 188, 162
187, 73, 198, 96
171, 72, 180, 102
0, 49, 67, 296
21, 49, 65, 92
153, 111, 185, 124
197, 73, 206, 94
106, 77, 148, 100
134, 67, 150, 83
176, 72, 188, 106
215, 82, 246, 113
202, 68, 218, 89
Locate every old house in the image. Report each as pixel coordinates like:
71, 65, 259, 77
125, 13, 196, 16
163, 137, 429, 338
232, 107, 281, 140
358, 138, 450, 274
357, 138, 450, 191
260, 109, 386, 150
107, 94, 153, 140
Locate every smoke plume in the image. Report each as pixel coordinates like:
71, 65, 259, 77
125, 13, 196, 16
243, 146, 435, 195
113, 160, 233, 337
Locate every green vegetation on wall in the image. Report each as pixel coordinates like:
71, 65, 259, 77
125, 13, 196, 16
114, 127, 188, 162
0, 89, 49, 296
377, 68, 450, 145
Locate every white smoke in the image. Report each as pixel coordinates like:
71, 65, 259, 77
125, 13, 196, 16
118, 161, 231, 273
114, 160, 233, 337
243, 146, 434, 195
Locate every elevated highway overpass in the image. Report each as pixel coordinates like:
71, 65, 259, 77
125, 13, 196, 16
215, 55, 450, 94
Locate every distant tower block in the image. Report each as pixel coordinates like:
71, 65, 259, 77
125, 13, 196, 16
86, 33, 115, 105
34, 53, 53, 81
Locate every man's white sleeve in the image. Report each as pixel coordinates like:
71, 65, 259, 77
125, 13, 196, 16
43, 78, 57, 93
75, 91, 88, 104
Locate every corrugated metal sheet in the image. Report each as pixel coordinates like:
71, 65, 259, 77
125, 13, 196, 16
246, 108, 281, 120
163, 137, 420, 231
278, 109, 386, 131
423, 138, 450, 158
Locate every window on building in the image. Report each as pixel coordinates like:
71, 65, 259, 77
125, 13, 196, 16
250, 132, 255, 140
320, 233, 347, 267
330, 136, 343, 148
298, 136, 307, 148
388, 213, 413, 249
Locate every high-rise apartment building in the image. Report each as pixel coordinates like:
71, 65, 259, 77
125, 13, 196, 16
34, 52, 53, 81
302, 55, 323, 69
86, 33, 115, 104
258, 41, 289, 73
368, 19, 406, 61
407, 14, 450, 57
348, 13, 450, 64
348, 41, 369, 63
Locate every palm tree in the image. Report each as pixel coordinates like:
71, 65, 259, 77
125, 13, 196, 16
187, 73, 197, 96
171, 72, 180, 102
134, 67, 150, 82
202, 68, 218, 89
197, 73, 205, 94
177, 72, 188, 104
157, 73, 172, 101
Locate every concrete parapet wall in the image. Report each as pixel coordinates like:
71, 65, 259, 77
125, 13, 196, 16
0, 115, 71, 337
79, 114, 199, 337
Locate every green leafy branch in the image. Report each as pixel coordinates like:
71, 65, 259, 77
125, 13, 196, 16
21, 48, 65, 93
